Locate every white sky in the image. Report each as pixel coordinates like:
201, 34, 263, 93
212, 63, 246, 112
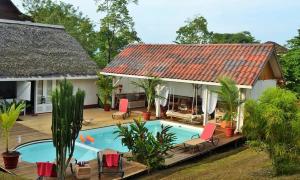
12, 0, 300, 45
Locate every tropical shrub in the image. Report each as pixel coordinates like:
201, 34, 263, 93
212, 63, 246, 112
52, 79, 85, 179
131, 77, 163, 112
0, 102, 25, 153
215, 77, 240, 126
114, 117, 176, 172
96, 74, 117, 107
243, 88, 300, 175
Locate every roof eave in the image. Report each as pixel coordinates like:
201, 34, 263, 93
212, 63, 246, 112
100, 72, 252, 89
0, 75, 98, 81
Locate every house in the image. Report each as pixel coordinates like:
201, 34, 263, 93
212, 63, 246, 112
0, 19, 99, 114
101, 43, 284, 132
0, 0, 30, 21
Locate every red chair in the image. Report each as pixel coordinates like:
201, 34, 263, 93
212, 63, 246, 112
183, 123, 219, 152
36, 162, 57, 180
112, 99, 129, 120
97, 150, 124, 179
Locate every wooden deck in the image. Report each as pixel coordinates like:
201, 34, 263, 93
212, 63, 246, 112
164, 130, 243, 166
0, 108, 243, 179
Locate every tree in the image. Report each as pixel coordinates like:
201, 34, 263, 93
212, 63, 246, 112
95, 0, 140, 66
52, 80, 85, 179
280, 29, 300, 97
175, 16, 212, 44
175, 16, 258, 44
22, 0, 99, 64
96, 74, 117, 109
211, 31, 258, 44
243, 88, 300, 175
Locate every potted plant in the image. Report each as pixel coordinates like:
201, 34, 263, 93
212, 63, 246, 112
132, 77, 162, 120
0, 102, 25, 169
215, 77, 240, 137
96, 74, 117, 111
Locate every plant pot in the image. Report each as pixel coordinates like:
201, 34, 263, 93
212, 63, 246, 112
225, 127, 234, 137
103, 104, 111, 111
2, 151, 20, 169
143, 112, 151, 120
221, 121, 231, 128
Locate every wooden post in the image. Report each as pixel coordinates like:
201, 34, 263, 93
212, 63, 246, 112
203, 85, 209, 126
235, 88, 246, 133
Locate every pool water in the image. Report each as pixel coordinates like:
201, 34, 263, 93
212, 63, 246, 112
17, 120, 202, 163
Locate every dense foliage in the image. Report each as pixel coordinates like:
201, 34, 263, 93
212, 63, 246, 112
22, 0, 98, 60
114, 117, 176, 171
280, 30, 300, 97
214, 77, 240, 126
243, 88, 300, 175
95, 0, 140, 67
175, 16, 258, 44
52, 80, 85, 179
131, 77, 163, 112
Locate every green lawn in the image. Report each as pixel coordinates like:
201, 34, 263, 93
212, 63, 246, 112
141, 147, 300, 180
0, 172, 27, 180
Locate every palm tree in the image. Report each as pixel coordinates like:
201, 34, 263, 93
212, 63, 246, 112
96, 74, 117, 111
132, 77, 163, 119
215, 77, 240, 129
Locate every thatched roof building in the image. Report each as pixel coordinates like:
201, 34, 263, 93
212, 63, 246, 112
0, 19, 98, 79
0, 0, 30, 21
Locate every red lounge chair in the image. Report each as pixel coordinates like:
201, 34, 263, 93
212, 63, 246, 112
112, 99, 129, 120
36, 162, 57, 180
97, 150, 124, 179
183, 123, 219, 152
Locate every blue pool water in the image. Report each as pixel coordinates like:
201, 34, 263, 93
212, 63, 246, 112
17, 120, 202, 163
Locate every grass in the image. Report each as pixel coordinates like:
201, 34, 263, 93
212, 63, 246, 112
0, 172, 27, 180
140, 147, 300, 180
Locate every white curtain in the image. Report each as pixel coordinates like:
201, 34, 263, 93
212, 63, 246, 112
155, 85, 169, 118
202, 89, 218, 115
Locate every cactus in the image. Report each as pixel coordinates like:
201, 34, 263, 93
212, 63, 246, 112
51, 79, 85, 179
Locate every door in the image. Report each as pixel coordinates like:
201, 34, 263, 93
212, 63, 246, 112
35, 80, 56, 113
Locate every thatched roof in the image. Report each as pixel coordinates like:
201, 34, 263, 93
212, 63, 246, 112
0, 19, 98, 79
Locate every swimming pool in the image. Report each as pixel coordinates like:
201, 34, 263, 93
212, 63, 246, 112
16, 120, 202, 163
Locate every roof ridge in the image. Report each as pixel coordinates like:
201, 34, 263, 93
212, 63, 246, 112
0, 19, 65, 29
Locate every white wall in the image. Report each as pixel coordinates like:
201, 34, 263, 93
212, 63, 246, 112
249, 80, 277, 100
71, 79, 98, 105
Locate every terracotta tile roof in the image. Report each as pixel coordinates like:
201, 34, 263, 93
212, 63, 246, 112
102, 43, 276, 86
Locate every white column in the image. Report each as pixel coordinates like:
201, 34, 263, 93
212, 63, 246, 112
111, 77, 116, 109
235, 88, 246, 133
203, 85, 210, 126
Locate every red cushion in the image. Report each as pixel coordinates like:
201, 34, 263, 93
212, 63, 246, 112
119, 99, 128, 113
36, 162, 57, 177
104, 153, 119, 168
200, 123, 216, 141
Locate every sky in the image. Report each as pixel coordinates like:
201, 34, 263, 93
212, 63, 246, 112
12, 0, 300, 45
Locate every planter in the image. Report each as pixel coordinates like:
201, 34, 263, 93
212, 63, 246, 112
103, 104, 111, 111
2, 151, 20, 169
225, 127, 234, 137
221, 121, 231, 128
143, 112, 151, 120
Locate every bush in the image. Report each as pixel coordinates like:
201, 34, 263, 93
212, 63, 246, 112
243, 88, 300, 175
114, 117, 176, 172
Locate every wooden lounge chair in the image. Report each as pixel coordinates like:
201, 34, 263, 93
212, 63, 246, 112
112, 99, 129, 120
183, 123, 219, 152
97, 150, 124, 179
